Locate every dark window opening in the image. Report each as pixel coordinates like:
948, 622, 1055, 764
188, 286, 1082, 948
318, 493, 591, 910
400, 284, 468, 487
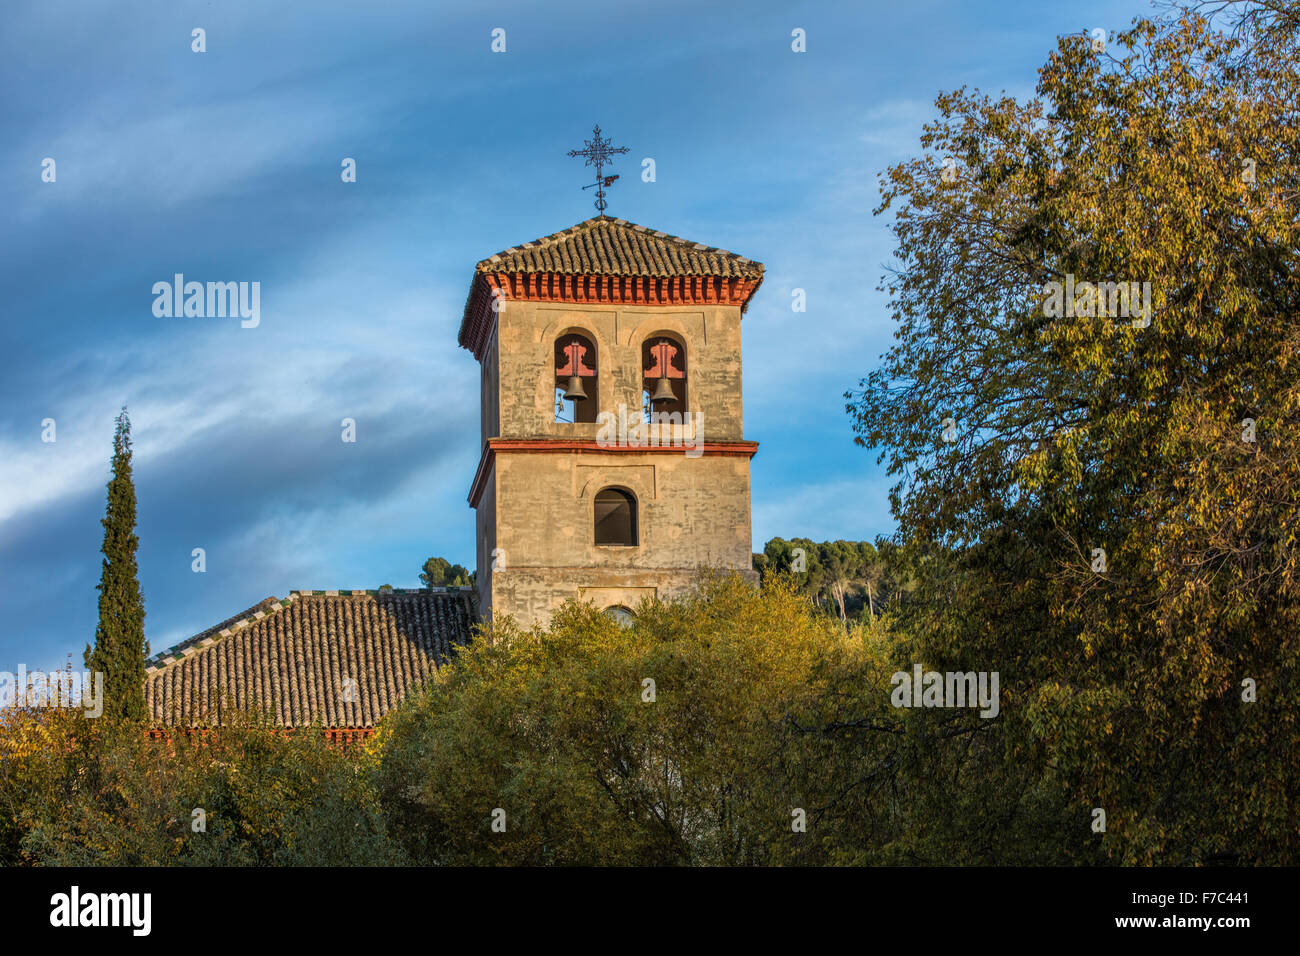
594, 488, 637, 546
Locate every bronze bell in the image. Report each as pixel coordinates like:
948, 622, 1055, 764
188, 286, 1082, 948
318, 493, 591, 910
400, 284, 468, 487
564, 375, 588, 402
649, 377, 676, 406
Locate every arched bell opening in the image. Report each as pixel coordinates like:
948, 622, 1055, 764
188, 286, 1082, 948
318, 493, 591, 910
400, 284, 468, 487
555, 332, 598, 423
641, 334, 687, 423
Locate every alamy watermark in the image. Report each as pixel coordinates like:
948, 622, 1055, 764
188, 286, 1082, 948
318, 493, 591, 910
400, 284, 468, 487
595, 404, 703, 458
890, 665, 1000, 718
50, 886, 150, 936
0, 666, 104, 717
152, 274, 260, 328
1042, 274, 1152, 328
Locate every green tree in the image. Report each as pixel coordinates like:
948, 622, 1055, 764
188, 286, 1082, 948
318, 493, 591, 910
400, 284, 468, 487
419, 556, 474, 588
758, 537, 822, 599
755, 537, 899, 621
819, 541, 862, 623
3, 709, 403, 866
846, 3, 1300, 863
855, 541, 883, 619
369, 573, 1084, 866
371, 574, 878, 866
85, 408, 147, 724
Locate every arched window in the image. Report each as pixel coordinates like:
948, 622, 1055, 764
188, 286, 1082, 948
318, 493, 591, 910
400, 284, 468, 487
642, 334, 686, 422
555, 333, 597, 423
603, 606, 636, 628
594, 488, 637, 546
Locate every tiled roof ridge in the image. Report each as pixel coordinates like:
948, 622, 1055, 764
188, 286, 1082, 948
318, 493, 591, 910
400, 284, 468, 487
145, 596, 280, 672
474, 216, 759, 274
145, 587, 476, 675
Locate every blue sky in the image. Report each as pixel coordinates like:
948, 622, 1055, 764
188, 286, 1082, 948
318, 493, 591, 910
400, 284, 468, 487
0, 0, 1156, 668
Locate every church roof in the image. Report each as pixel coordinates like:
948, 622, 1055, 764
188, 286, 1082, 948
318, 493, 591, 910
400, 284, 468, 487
472, 216, 765, 280
459, 217, 765, 358
145, 589, 477, 728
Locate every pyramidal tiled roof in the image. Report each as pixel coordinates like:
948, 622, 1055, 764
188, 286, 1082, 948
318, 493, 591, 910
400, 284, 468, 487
459, 217, 765, 357
145, 589, 477, 728
474, 217, 764, 280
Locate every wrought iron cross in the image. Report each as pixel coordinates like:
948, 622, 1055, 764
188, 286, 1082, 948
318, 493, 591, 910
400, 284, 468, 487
567, 124, 629, 216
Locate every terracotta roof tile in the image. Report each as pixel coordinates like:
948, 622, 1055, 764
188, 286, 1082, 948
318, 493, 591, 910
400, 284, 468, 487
144, 589, 477, 728
146, 596, 281, 669
458, 217, 765, 357
475, 216, 763, 280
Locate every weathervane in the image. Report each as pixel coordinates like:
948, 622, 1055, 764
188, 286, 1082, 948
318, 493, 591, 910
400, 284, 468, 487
567, 124, 629, 217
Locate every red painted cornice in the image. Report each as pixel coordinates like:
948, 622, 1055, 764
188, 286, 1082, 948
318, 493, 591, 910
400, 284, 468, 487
467, 438, 759, 508
458, 272, 764, 362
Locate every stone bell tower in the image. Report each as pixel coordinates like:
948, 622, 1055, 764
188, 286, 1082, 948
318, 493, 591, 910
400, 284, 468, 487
457, 215, 763, 627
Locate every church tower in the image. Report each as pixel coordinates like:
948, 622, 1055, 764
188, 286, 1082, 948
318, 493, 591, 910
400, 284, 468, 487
458, 215, 763, 627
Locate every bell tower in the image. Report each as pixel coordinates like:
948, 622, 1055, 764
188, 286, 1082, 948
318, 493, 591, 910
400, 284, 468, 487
458, 216, 763, 627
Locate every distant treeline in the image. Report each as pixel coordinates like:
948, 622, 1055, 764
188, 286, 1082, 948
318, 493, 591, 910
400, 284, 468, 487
753, 537, 913, 622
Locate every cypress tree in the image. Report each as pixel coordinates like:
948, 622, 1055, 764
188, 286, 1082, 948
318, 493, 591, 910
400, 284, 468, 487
85, 407, 148, 722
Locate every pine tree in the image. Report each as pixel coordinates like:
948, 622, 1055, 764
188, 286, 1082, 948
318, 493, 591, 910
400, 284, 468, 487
419, 556, 473, 588
85, 408, 148, 722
